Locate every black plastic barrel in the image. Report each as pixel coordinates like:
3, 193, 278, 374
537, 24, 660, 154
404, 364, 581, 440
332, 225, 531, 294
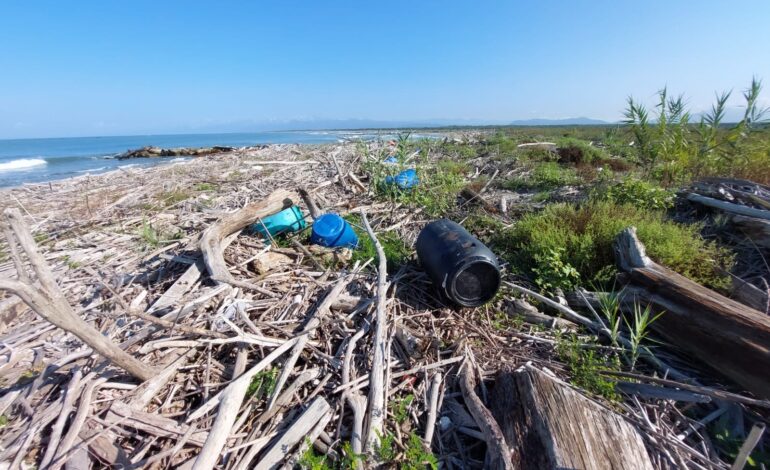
416, 219, 501, 307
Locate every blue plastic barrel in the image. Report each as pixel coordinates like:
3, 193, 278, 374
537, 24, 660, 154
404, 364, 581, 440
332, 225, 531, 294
310, 213, 359, 249
385, 168, 419, 190
252, 205, 306, 238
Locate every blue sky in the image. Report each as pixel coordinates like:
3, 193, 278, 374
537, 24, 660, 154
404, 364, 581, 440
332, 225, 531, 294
1, 1, 769, 138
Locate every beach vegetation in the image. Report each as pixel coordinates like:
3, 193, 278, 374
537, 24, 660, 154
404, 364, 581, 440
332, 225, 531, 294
624, 77, 770, 185
193, 182, 217, 191
245, 367, 278, 400
500, 162, 581, 191
591, 177, 674, 210
491, 201, 733, 291
557, 336, 621, 402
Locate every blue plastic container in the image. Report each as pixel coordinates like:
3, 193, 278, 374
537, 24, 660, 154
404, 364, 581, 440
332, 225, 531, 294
383, 156, 399, 165
310, 213, 359, 249
385, 168, 419, 190
252, 205, 306, 238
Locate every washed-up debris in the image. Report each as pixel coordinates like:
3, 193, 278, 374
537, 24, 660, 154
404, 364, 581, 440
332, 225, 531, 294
0, 136, 768, 469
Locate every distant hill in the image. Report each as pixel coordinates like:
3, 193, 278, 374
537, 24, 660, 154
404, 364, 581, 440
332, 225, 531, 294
509, 117, 610, 126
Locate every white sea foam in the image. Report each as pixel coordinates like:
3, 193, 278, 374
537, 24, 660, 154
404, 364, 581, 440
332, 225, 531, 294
0, 158, 47, 172
118, 163, 138, 169
77, 166, 106, 173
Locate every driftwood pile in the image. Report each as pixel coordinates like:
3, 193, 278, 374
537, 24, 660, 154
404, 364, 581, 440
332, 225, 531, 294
0, 140, 768, 469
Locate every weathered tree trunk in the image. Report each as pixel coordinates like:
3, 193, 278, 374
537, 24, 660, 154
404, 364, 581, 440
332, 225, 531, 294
614, 227, 770, 398
490, 364, 655, 470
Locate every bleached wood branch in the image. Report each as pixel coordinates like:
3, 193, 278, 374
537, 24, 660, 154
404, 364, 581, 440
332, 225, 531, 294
359, 209, 390, 453
0, 208, 156, 381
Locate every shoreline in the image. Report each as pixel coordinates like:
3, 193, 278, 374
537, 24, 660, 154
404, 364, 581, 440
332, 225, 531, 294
0, 142, 336, 193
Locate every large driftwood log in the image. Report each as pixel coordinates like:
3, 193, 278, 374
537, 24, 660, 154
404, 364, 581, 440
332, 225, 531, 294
686, 193, 770, 221
490, 364, 654, 470
615, 227, 770, 398
0, 208, 156, 382
731, 214, 770, 248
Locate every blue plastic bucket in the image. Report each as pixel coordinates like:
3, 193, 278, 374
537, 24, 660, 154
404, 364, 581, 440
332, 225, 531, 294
385, 168, 419, 190
310, 213, 359, 249
252, 205, 306, 238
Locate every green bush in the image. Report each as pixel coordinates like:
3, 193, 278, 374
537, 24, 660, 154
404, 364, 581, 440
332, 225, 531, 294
493, 201, 733, 291
501, 162, 581, 191
556, 137, 609, 164
592, 177, 674, 210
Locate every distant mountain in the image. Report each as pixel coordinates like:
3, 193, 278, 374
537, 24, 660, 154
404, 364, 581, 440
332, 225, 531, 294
509, 117, 610, 126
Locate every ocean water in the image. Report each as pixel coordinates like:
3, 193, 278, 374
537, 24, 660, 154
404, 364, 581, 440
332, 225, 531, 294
0, 130, 434, 188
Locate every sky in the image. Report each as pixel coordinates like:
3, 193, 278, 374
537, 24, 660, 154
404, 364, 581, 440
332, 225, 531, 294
1, 1, 769, 139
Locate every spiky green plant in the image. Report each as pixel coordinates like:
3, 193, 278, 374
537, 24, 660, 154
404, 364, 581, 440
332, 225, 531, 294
625, 302, 663, 369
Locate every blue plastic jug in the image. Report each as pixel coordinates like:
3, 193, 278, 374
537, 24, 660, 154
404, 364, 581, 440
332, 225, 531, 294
252, 205, 306, 238
385, 168, 419, 190
310, 213, 359, 249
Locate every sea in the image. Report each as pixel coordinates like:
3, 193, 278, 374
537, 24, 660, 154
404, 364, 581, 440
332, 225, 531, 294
0, 130, 433, 188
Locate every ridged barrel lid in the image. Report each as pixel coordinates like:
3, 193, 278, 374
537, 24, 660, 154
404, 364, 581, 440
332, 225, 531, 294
312, 213, 345, 241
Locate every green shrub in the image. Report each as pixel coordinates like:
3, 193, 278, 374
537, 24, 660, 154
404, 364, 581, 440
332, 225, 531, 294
556, 137, 609, 164
501, 162, 581, 191
493, 201, 733, 291
593, 177, 674, 210
557, 338, 621, 402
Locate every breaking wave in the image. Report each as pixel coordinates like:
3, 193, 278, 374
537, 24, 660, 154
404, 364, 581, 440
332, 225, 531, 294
0, 158, 48, 172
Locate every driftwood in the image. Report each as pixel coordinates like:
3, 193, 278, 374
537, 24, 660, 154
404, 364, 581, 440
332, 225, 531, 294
490, 364, 655, 470
459, 360, 513, 470
200, 188, 298, 289
0, 208, 156, 381
731, 214, 770, 248
686, 192, 770, 221
360, 210, 390, 453
615, 226, 770, 398
254, 397, 331, 470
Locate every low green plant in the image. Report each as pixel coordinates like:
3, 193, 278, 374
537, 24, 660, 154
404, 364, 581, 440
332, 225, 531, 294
0, 415, 8, 428
298, 443, 331, 470
557, 337, 621, 402
375, 431, 397, 462
194, 182, 217, 191
138, 219, 183, 249
403, 433, 438, 470
531, 247, 580, 291
493, 201, 734, 291
245, 367, 278, 400
593, 177, 674, 210
340, 441, 365, 469
139, 219, 160, 248
501, 162, 581, 191
391, 393, 415, 424
61, 255, 82, 270
156, 189, 191, 207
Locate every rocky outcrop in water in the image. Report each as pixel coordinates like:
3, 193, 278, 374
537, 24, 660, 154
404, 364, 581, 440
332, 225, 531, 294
115, 145, 236, 160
